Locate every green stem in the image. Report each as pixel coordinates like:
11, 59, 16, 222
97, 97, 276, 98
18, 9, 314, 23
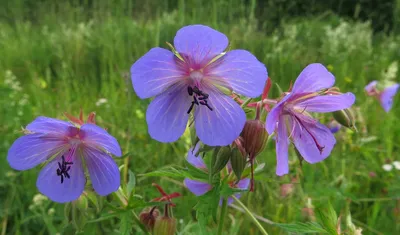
232, 196, 269, 235
217, 198, 228, 235
131, 211, 151, 235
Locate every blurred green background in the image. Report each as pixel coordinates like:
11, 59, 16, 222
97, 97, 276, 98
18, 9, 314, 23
1, 0, 399, 234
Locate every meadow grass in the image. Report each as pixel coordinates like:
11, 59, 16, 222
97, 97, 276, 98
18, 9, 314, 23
1, 1, 400, 234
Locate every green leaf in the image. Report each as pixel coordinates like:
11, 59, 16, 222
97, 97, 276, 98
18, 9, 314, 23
220, 181, 247, 198
141, 166, 190, 179
126, 170, 136, 196
127, 194, 166, 209
316, 202, 339, 235
195, 186, 220, 227
275, 222, 328, 233
119, 211, 133, 235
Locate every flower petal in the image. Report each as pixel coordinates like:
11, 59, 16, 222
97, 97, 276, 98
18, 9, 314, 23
365, 80, 377, 93
7, 134, 67, 170
292, 115, 336, 164
174, 25, 228, 68
194, 87, 246, 146
265, 95, 291, 134
276, 116, 290, 176
236, 178, 250, 189
187, 142, 207, 169
26, 116, 77, 136
80, 124, 122, 157
379, 84, 399, 112
146, 82, 192, 143
130, 47, 186, 99
37, 153, 85, 203
207, 50, 268, 97
295, 93, 355, 113
291, 63, 335, 94
83, 146, 120, 196
184, 178, 212, 196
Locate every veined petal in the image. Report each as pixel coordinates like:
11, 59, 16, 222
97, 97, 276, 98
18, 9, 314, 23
146, 82, 192, 143
276, 116, 290, 176
37, 153, 85, 203
83, 146, 120, 196
80, 124, 122, 157
194, 87, 246, 146
265, 95, 291, 134
26, 116, 78, 136
7, 134, 67, 170
174, 25, 228, 68
292, 115, 336, 164
187, 143, 207, 169
130, 47, 186, 99
184, 178, 212, 196
379, 84, 399, 112
291, 64, 335, 94
207, 50, 268, 97
295, 93, 355, 113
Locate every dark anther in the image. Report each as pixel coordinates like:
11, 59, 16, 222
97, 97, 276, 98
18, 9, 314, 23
56, 155, 73, 184
187, 86, 213, 113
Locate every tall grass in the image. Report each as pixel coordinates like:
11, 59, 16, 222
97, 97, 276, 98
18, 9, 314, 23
0, 1, 399, 234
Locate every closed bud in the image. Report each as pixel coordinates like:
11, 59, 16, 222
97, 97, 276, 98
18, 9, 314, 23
139, 207, 160, 231
212, 146, 231, 175
153, 216, 177, 235
230, 148, 247, 180
332, 108, 356, 131
241, 120, 268, 159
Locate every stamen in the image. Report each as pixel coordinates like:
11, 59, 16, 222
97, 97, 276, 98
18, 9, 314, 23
56, 155, 73, 184
186, 85, 213, 113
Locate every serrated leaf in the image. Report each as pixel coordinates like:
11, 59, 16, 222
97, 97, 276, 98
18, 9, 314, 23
195, 186, 220, 226
220, 182, 247, 198
126, 170, 136, 196
127, 194, 166, 209
141, 166, 189, 179
275, 222, 328, 233
316, 202, 339, 235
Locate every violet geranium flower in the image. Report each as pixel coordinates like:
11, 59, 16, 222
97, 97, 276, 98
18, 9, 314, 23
7, 114, 122, 203
266, 64, 355, 176
365, 80, 399, 112
183, 143, 250, 204
130, 25, 268, 146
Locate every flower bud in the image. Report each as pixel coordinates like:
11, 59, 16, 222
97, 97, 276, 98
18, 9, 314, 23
139, 207, 160, 231
332, 108, 356, 131
212, 146, 231, 175
153, 216, 177, 235
240, 120, 268, 158
230, 148, 247, 180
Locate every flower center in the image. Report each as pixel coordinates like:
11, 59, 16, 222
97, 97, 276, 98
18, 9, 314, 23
56, 145, 78, 183
186, 85, 213, 114
189, 70, 204, 83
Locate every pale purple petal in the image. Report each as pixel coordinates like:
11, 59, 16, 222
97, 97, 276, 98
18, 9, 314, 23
295, 93, 355, 113
83, 146, 120, 196
265, 95, 291, 134
292, 115, 336, 164
364, 80, 378, 93
236, 178, 250, 189
26, 116, 78, 137
187, 142, 207, 169
174, 25, 228, 68
276, 116, 290, 176
7, 134, 67, 170
184, 178, 212, 196
291, 64, 335, 94
194, 86, 246, 146
130, 47, 186, 99
207, 50, 268, 97
146, 82, 192, 143
379, 84, 399, 112
37, 153, 85, 203
79, 124, 122, 157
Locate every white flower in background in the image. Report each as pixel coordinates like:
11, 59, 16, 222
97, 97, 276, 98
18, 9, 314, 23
95, 98, 108, 106
382, 61, 398, 81
393, 161, 400, 170
32, 193, 48, 206
382, 164, 393, 172
4, 70, 22, 92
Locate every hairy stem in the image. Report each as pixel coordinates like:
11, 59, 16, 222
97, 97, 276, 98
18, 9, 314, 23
217, 198, 228, 235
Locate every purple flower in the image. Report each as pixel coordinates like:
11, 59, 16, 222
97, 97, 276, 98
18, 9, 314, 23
365, 81, 399, 112
183, 146, 250, 205
327, 120, 341, 134
266, 64, 355, 176
130, 25, 268, 146
7, 116, 122, 203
